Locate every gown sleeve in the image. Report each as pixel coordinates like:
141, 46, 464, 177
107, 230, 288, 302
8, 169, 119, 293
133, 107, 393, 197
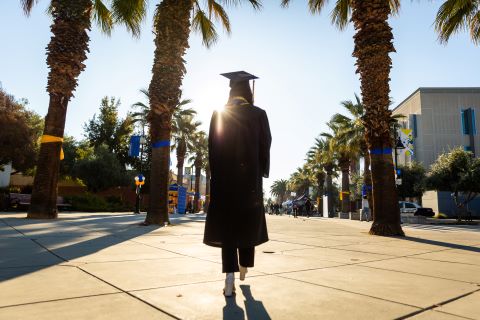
259, 109, 272, 178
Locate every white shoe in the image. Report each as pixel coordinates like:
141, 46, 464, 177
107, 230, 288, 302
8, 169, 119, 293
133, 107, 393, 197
223, 273, 235, 297
239, 266, 248, 281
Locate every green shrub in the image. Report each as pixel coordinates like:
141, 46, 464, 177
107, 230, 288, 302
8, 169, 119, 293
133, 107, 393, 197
65, 193, 130, 212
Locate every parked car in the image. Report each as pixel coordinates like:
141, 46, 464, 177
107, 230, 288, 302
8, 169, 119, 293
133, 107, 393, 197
399, 201, 435, 217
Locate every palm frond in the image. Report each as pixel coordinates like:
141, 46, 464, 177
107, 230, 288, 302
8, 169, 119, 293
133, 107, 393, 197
209, 0, 231, 34
331, 0, 350, 31
21, 0, 38, 15
308, 0, 329, 14
435, 0, 475, 44
192, 9, 219, 48
93, 0, 113, 36
111, 0, 147, 38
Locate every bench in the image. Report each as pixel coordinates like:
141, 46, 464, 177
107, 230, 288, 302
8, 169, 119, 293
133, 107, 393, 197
9, 193, 71, 211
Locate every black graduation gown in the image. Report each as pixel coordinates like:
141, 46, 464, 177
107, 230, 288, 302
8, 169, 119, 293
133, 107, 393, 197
203, 100, 272, 248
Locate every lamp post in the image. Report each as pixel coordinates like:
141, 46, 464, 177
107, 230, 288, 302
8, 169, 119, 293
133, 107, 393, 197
393, 128, 405, 186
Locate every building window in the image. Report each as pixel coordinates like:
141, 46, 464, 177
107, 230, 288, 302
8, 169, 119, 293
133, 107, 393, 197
464, 146, 473, 152
461, 108, 477, 135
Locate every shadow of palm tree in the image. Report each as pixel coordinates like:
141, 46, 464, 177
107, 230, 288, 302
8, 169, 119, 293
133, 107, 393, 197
0, 212, 164, 282
399, 236, 480, 253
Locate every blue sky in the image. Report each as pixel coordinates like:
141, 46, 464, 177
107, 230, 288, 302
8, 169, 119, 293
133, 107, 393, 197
1, 1, 479, 195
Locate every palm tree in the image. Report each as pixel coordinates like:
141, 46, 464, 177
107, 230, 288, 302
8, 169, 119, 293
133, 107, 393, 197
308, 137, 336, 217
270, 179, 288, 204
281, 0, 404, 236
23, 0, 146, 219
435, 0, 480, 45
188, 131, 208, 212
144, 0, 262, 225
306, 142, 327, 215
132, 89, 197, 182
322, 127, 357, 217
172, 114, 201, 188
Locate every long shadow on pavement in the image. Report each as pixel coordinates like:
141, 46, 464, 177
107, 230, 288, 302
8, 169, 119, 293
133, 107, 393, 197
0, 213, 164, 283
400, 236, 480, 253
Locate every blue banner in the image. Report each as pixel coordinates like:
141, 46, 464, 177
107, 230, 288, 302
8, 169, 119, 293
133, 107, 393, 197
128, 135, 141, 157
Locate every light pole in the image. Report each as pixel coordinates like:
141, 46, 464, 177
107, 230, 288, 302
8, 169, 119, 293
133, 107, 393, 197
134, 133, 146, 214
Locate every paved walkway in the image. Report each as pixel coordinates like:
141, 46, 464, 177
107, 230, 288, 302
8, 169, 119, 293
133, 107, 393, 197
1, 212, 479, 320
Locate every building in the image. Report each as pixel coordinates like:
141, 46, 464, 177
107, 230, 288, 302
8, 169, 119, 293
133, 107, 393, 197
393, 88, 480, 217
392, 87, 479, 168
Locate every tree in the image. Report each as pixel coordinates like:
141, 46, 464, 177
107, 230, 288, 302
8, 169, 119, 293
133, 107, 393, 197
75, 144, 131, 192
0, 88, 43, 173
144, 0, 263, 226
23, 0, 147, 219
84, 96, 134, 167
427, 147, 480, 220
288, 166, 313, 196
172, 113, 201, 188
396, 161, 427, 200
282, 0, 404, 236
330, 95, 373, 214
188, 131, 208, 212
270, 179, 288, 204
435, 0, 480, 45
324, 119, 360, 216
308, 137, 336, 217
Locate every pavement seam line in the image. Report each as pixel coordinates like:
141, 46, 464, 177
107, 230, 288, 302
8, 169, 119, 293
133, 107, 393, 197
395, 288, 480, 320
76, 266, 182, 320
0, 292, 122, 310
272, 273, 422, 310
30, 239, 69, 262
356, 263, 480, 285
0, 218, 27, 236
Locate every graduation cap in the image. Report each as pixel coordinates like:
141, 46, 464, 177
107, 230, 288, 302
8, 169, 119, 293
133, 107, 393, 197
221, 71, 258, 102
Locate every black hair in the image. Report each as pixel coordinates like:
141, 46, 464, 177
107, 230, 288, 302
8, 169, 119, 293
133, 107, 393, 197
229, 81, 253, 104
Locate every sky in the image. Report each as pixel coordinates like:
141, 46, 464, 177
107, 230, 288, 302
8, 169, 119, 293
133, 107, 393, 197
1, 1, 480, 196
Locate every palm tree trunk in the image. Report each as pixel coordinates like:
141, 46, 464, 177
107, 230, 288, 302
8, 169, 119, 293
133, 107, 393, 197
326, 167, 334, 218
364, 152, 374, 217
316, 172, 325, 215
193, 160, 201, 212
176, 142, 186, 186
204, 165, 211, 212
351, 0, 403, 236
144, 0, 193, 225
340, 159, 350, 215
28, 0, 91, 219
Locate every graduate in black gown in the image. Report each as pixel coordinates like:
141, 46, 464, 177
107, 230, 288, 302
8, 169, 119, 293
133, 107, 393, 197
203, 71, 272, 297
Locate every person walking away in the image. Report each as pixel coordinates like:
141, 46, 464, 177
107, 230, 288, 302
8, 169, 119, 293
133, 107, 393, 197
204, 71, 271, 297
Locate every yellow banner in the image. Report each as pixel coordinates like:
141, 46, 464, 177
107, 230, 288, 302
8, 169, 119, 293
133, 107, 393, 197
40, 135, 64, 160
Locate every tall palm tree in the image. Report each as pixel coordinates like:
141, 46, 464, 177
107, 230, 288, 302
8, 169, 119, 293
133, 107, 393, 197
322, 127, 357, 217
23, 0, 146, 219
288, 165, 314, 213
306, 141, 327, 215
188, 131, 208, 212
172, 114, 201, 188
281, 0, 404, 236
435, 0, 480, 45
308, 136, 337, 217
270, 179, 288, 204
144, 0, 262, 225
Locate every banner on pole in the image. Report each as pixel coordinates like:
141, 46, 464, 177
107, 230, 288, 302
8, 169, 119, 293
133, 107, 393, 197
398, 128, 414, 157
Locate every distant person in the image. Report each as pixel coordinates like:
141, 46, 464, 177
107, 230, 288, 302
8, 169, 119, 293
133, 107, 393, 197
293, 203, 298, 218
203, 71, 272, 297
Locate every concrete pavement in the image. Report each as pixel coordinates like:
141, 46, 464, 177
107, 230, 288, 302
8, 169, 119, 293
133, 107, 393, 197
0, 212, 479, 320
